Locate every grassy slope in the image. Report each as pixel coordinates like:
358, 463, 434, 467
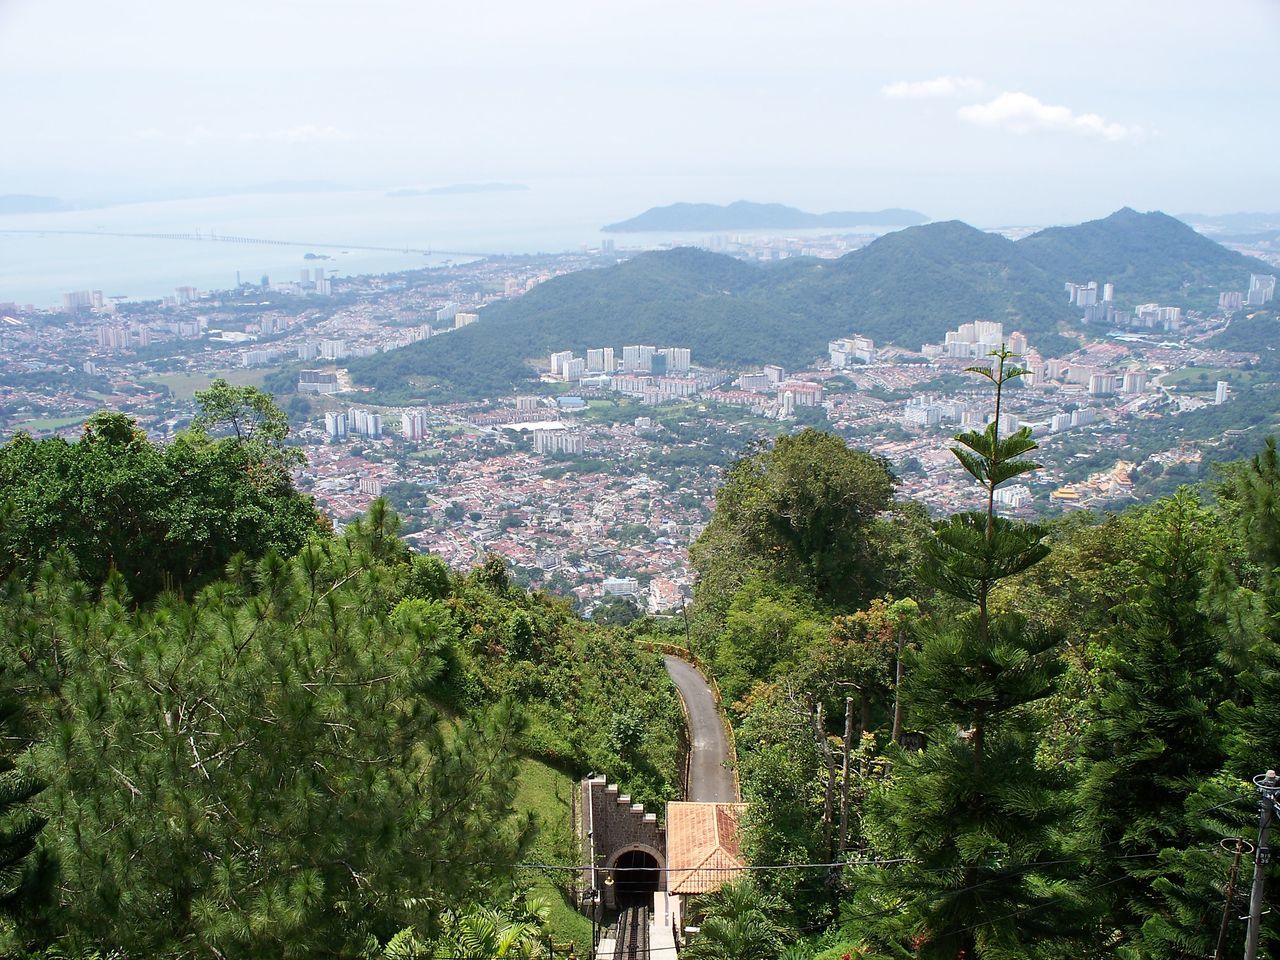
146, 368, 269, 401
514, 758, 593, 954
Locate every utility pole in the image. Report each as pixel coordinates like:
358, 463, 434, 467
1214, 837, 1248, 960
839, 696, 854, 854
1244, 769, 1279, 960
891, 626, 907, 743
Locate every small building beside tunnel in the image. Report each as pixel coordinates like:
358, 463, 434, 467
579, 776, 748, 924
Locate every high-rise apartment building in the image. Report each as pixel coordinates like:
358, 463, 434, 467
550, 351, 574, 378
298, 370, 339, 394
402, 410, 428, 441
659, 347, 692, 373
63, 290, 94, 312
1248, 274, 1276, 306
324, 412, 348, 440
532, 427, 584, 456
622, 345, 656, 373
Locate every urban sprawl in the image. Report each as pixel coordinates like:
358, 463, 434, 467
2, 235, 1277, 616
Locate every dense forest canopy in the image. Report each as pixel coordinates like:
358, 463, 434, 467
1, 377, 1277, 959
679, 404, 1279, 957
0, 386, 681, 958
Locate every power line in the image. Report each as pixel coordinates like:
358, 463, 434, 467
512, 856, 912, 874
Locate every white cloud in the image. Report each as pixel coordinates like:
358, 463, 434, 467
183, 125, 216, 146
957, 91, 1145, 142
245, 124, 349, 144
134, 124, 350, 146
881, 76, 983, 99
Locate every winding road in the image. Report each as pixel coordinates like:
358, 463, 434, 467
662, 656, 738, 802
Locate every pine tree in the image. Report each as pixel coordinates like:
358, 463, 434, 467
844, 348, 1076, 959
0, 667, 49, 922
10, 531, 534, 958
1075, 490, 1228, 949
1127, 438, 1280, 960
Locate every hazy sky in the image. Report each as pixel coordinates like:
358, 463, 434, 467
2, 0, 1278, 223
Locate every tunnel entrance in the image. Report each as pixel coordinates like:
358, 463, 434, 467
612, 849, 661, 908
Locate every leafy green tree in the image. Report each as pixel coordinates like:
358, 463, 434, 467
736, 680, 835, 925
845, 349, 1075, 959
365, 902, 548, 959
1216, 437, 1280, 778
474, 553, 512, 594
192, 377, 291, 445
403, 553, 452, 602
690, 429, 895, 632
713, 581, 828, 706
592, 595, 642, 627
1125, 438, 1280, 960
682, 879, 791, 960
0, 408, 320, 599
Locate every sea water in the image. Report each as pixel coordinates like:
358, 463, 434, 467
0, 176, 910, 307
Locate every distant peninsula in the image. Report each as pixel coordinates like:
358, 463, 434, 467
602, 200, 929, 233
387, 182, 529, 198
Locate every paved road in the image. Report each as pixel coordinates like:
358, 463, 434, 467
663, 656, 738, 802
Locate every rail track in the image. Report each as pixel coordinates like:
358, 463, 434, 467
614, 905, 650, 960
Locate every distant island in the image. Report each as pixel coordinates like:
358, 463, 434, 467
1177, 211, 1280, 234
0, 194, 68, 215
387, 182, 530, 198
602, 200, 929, 233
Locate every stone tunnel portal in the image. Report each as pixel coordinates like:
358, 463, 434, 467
611, 848, 661, 908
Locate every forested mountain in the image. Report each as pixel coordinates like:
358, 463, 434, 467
350, 208, 1272, 402
602, 200, 929, 232
1020, 207, 1261, 301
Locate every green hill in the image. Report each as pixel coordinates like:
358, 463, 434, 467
795, 220, 1074, 351
1019, 207, 1272, 306
349, 209, 1273, 401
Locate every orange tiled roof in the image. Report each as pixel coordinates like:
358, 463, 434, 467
665, 802, 748, 895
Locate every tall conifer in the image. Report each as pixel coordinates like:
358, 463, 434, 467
846, 349, 1074, 959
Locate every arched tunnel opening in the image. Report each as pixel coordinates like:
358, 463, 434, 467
612, 849, 661, 908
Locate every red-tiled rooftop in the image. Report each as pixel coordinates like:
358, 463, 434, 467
665, 801, 748, 895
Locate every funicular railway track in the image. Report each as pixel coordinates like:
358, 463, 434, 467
614, 905, 650, 960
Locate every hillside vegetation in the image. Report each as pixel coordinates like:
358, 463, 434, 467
350, 208, 1274, 401
0, 384, 683, 958
669, 360, 1280, 958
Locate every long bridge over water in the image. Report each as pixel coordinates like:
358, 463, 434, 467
0, 227, 490, 260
